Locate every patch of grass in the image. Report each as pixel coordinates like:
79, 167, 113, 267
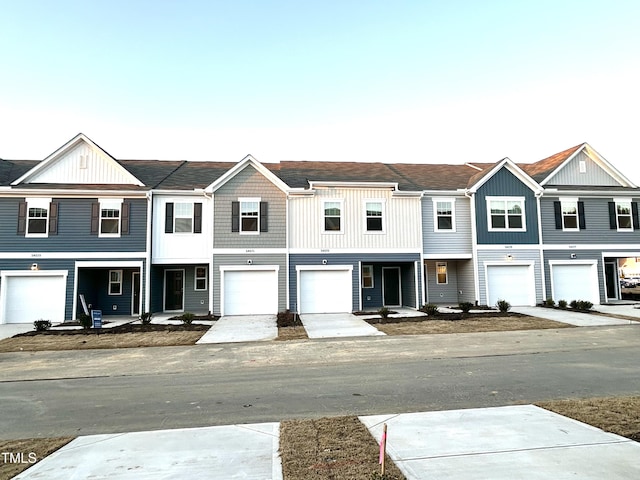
374, 316, 572, 335
0, 437, 74, 480
280, 416, 405, 480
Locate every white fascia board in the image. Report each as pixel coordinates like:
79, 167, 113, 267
423, 189, 468, 196
543, 244, 640, 251
540, 188, 640, 197
153, 189, 204, 195
467, 158, 542, 195
204, 155, 290, 194
391, 190, 423, 197
309, 181, 398, 189
422, 253, 473, 259
289, 248, 421, 254
287, 189, 315, 197
4, 188, 148, 197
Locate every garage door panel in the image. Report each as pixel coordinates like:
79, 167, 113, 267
487, 265, 534, 306
552, 264, 599, 304
299, 269, 352, 314
3, 275, 66, 324
223, 270, 278, 316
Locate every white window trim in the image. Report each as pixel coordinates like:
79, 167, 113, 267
362, 265, 374, 288
436, 261, 448, 285
322, 199, 344, 234
239, 197, 261, 235
173, 202, 194, 234
99, 198, 123, 238
486, 196, 526, 232
194, 266, 208, 291
108, 269, 123, 296
560, 197, 580, 232
25, 197, 51, 238
433, 197, 456, 232
614, 198, 634, 232
363, 199, 385, 234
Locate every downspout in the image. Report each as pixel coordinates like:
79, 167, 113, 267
203, 190, 214, 315
536, 190, 546, 303
465, 189, 480, 305
285, 193, 290, 311
145, 190, 153, 315
419, 192, 426, 306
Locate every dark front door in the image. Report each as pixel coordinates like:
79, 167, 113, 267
165, 270, 184, 311
132, 272, 140, 315
383, 267, 401, 306
605, 262, 618, 299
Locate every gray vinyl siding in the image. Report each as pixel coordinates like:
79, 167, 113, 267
150, 265, 209, 314
547, 151, 619, 186
213, 165, 286, 248
476, 249, 543, 306
456, 259, 476, 304
541, 197, 640, 244
422, 196, 473, 255
289, 253, 420, 312
425, 260, 460, 304
475, 168, 539, 245
0, 197, 147, 252
543, 250, 606, 304
212, 254, 287, 316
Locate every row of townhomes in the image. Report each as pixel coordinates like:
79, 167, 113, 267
1, 134, 639, 323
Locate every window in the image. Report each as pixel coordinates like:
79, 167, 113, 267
561, 200, 578, 230
323, 200, 342, 232
434, 198, 455, 231
436, 262, 448, 284
362, 265, 374, 288
174, 203, 194, 233
240, 200, 259, 233
108, 270, 122, 295
19, 198, 55, 237
488, 198, 525, 231
615, 200, 632, 230
365, 201, 383, 232
95, 199, 123, 237
195, 266, 207, 291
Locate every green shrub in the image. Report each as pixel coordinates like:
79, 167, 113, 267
496, 299, 511, 313
421, 303, 439, 316
33, 319, 52, 331
576, 300, 593, 311
139, 311, 153, 325
569, 300, 578, 309
378, 306, 390, 320
544, 298, 555, 307
458, 302, 474, 313
181, 312, 195, 325
78, 313, 92, 329
558, 299, 568, 309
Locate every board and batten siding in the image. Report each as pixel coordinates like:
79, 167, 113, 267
422, 196, 472, 255
0, 197, 147, 252
152, 195, 211, 263
541, 197, 640, 244
213, 165, 286, 249
212, 254, 286, 316
546, 151, 619, 187
474, 168, 539, 245
288, 188, 422, 250
542, 250, 606, 304
476, 249, 543, 306
289, 253, 420, 312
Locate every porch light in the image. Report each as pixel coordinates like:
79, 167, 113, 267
30, 263, 38, 271
505, 254, 513, 261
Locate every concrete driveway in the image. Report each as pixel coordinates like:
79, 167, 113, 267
0, 323, 37, 340
300, 313, 385, 339
15, 423, 282, 479
196, 315, 278, 344
512, 306, 636, 326
361, 405, 640, 479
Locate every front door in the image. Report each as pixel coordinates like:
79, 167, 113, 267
132, 272, 140, 315
383, 267, 401, 306
605, 261, 618, 300
164, 269, 184, 311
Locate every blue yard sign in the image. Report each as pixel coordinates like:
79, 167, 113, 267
91, 310, 102, 329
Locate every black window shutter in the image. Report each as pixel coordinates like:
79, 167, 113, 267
553, 201, 562, 229
260, 201, 268, 232
49, 202, 59, 235
231, 201, 239, 232
17, 201, 27, 235
608, 202, 617, 229
121, 202, 130, 234
578, 201, 586, 230
165, 202, 174, 233
194, 202, 202, 234
633, 202, 640, 229
90, 202, 100, 235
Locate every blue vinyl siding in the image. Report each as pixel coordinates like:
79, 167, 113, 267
475, 168, 539, 245
289, 253, 420, 312
0, 197, 148, 252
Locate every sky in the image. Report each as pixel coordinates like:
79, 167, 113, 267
1, 0, 639, 183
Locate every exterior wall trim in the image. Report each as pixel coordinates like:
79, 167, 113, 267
0, 251, 147, 259
289, 248, 421, 254
548, 259, 600, 305
212, 248, 287, 254
483, 260, 536, 306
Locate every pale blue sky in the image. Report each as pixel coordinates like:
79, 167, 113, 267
1, 1, 639, 182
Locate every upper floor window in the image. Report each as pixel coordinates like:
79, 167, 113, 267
609, 199, 638, 231
231, 199, 268, 234
434, 198, 455, 231
554, 199, 585, 231
323, 200, 343, 233
91, 199, 130, 237
18, 198, 57, 238
174, 203, 194, 233
487, 197, 525, 231
165, 202, 202, 234
365, 200, 384, 232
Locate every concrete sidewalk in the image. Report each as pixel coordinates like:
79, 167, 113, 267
196, 315, 278, 344
300, 313, 386, 338
512, 306, 637, 326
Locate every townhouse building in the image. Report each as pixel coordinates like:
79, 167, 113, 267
1, 135, 637, 324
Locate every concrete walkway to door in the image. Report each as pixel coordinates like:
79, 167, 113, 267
300, 313, 386, 339
196, 315, 278, 344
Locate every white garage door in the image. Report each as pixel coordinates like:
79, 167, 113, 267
222, 269, 278, 316
299, 269, 352, 314
487, 265, 535, 306
3, 275, 66, 324
551, 264, 599, 305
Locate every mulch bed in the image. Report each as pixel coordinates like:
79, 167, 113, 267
15, 323, 211, 337
365, 311, 521, 324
